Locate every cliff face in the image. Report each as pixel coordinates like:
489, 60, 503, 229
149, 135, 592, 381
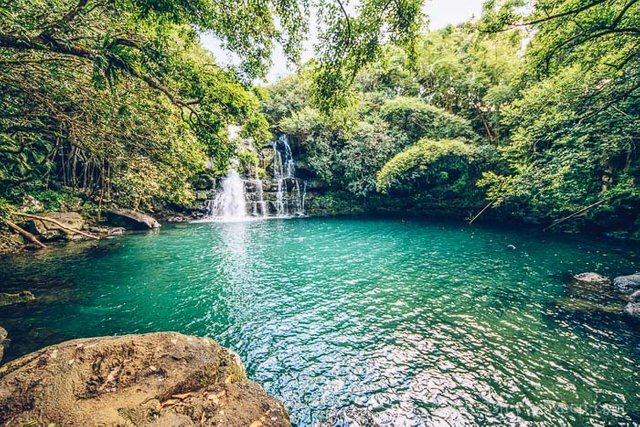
0, 332, 289, 426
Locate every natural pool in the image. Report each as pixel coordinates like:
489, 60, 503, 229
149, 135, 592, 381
1, 217, 639, 425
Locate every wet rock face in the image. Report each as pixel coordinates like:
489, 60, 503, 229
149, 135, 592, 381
0, 332, 289, 427
106, 209, 161, 230
614, 274, 640, 293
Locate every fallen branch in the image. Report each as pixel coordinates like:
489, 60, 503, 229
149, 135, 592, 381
13, 212, 100, 240
3, 218, 47, 249
468, 201, 495, 225
543, 200, 606, 232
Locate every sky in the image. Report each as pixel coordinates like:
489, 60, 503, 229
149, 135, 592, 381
200, 0, 485, 83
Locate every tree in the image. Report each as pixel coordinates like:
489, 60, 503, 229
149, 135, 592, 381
380, 96, 478, 143
376, 139, 498, 208
479, 0, 640, 231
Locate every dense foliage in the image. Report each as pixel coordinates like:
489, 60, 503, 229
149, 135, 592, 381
263, 0, 639, 236
0, 0, 423, 215
1, 0, 638, 238
263, 23, 516, 215
478, 0, 640, 233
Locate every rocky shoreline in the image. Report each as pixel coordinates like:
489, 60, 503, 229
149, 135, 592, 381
557, 272, 640, 320
0, 332, 290, 426
0, 208, 164, 255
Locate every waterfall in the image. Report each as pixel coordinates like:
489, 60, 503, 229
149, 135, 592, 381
206, 169, 248, 221
301, 180, 307, 214
249, 177, 267, 217
272, 134, 306, 217
272, 137, 286, 216
200, 134, 306, 222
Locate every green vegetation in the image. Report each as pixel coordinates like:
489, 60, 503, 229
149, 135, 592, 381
263, 0, 639, 236
1, 0, 639, 237
0, 0, 420, 217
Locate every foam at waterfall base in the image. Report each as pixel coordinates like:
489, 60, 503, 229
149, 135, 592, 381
191, 213, 308, 224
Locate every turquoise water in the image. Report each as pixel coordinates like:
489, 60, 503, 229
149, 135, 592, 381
1, 217, 639, 425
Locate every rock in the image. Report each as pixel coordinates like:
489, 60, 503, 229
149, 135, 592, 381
0, 291, 36, 307
20, 195, 43, 212
89, 225, 110, 234
89, 226, 126, 236
554, 298, 623, 315
0, 230, 21, 255
105, 209, 161, 230
625, 290, 640, 317
166, 215, 191, 223
625, 302, 640, 317
0, 326, 7, 363
108, 227, 126, 235
572, 272, 611, 285
28, 212, 85, 240
613, 273, 640, 293
567, 273, 613, 302
0, 332, 289, 426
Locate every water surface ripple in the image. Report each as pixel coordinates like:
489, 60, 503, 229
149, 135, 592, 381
1, 218, 639, 425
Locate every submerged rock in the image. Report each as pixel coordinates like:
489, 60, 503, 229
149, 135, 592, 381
558, 272, 628, 315
625, 290, 640, 318
566, 273, 617, 303
0, 291, 35, 307
554, 298, 623, 315
0, 332, 289, 426
613, 274, 640, 293
106, 209, 161, 230
572, 272, 611, 285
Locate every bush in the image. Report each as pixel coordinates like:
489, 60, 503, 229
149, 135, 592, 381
380, 97, 478, 142
376, 139, 497, 207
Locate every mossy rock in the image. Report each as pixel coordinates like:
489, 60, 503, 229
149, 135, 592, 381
0, 291, 35, 307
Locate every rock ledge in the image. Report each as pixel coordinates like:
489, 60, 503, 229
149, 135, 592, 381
106, 209, 161, 230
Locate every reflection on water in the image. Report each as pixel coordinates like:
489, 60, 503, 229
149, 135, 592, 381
0, 217, 639, 425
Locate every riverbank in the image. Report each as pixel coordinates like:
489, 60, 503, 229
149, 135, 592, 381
2, 193, 639, 257
0, 207, 167, 255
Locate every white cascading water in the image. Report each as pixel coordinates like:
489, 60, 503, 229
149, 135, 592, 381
206, 169, 248, 221
272, 134, 306, 216
202, 135, 306, 221
249, 175, 267, 217
272, 137, 287, 216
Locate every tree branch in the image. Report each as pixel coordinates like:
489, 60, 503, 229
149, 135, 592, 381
0, 32, 205, 125
40, 0, 90, 38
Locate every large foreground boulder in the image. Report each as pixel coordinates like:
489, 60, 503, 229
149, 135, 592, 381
0, 332, 289, 426
106, 209, 161, 230
614, 274, 640, 293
